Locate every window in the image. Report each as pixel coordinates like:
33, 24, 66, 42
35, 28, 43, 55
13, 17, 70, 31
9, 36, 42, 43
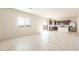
25, 18, 31, 27
17, 17, 31, 27
17, 17, 25, 27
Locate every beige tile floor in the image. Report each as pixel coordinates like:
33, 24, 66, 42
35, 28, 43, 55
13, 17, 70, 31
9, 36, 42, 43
0, 31, 79, 51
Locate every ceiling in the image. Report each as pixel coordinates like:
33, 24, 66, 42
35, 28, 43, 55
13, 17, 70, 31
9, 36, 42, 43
15, 8, 79, 19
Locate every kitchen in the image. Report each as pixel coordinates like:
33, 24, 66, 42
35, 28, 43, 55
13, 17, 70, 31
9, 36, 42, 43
43, 19, 76, 32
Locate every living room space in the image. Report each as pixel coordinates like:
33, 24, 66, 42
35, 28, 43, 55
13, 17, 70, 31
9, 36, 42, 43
0, 8, 79, 51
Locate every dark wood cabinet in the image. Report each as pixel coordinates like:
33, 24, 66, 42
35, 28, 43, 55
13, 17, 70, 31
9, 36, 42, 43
54, 20, 70, 25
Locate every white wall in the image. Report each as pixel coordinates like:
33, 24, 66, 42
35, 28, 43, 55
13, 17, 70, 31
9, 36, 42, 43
0, 8, 47, 40
77, 16, 79, 33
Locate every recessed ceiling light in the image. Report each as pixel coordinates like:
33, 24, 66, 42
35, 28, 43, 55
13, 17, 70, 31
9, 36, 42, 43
29, 8, 32, 9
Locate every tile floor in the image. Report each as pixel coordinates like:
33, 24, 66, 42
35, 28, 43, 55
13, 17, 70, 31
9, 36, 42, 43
0, 31, 79, 51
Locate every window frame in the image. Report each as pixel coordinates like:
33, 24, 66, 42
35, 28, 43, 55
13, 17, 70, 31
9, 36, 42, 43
17, 17, 31, 27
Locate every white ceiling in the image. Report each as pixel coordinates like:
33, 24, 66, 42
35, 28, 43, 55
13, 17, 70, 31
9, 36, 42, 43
15, 8, 79, 19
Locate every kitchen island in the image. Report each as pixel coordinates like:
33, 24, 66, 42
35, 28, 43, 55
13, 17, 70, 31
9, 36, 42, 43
58, 25, 69, 32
